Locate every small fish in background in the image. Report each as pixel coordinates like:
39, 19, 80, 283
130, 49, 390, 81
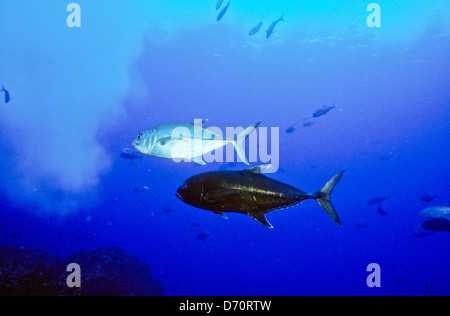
285, 126, 296, 134
377, 205, 387, 216
216, 0, 224, 10
197, 231, 211, 240
421, 218, 450, 232
1, 84, 12, 103
312, 104, 336, 118
216, 1, 230, 22
134, 185, 151, 194
420, 194, 438, 202
366, 196, 391, 206
249, 21, 263, 36
162, 206, 173, 213
419, 206, 450, 220
303, 121, 314, 127
266, 15, 284, 39
120, 148, 143, 161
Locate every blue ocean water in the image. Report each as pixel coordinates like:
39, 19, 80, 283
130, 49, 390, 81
0, 0, 449, 296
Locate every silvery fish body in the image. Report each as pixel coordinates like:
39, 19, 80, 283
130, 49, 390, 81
420, 206, 450, 220
132, 121, 260, 165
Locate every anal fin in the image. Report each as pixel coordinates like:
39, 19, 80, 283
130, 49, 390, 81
249, 212, 273, 228
213, 211, 228, 219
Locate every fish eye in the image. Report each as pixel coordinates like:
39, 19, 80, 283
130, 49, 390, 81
137, 133, 143, 140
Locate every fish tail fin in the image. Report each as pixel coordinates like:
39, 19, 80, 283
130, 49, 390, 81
233, 121, 261, 165
312, 170, 345, 226
280, 14, 285, 21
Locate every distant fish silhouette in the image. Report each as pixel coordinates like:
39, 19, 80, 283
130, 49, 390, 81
163, 206, 174, 213
249, 21, 263, 36
313, 104, 335, 118
420, 194, 437, 202
1, 84, 11, 103
377, 205, 387, 216
197, 231, 211, 240
266, 15, 284, 38
216, 1, 230, 21
285, 126, 296, 134
303, 121, 314, 127
216, 0, 224, 10
120, 148, 143, 161
367, 196, 391, 206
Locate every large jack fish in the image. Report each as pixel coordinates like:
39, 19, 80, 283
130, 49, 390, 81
176, 164, 345, 228
132, 120, 261, 165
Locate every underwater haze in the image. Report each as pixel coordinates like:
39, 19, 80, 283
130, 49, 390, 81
0, 0, 449, 296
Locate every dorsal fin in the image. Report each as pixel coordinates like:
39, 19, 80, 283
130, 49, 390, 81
249, 212, 273, 228
246, 164, 272, 174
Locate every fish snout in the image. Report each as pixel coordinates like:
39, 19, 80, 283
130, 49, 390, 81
176, 182, 188, 201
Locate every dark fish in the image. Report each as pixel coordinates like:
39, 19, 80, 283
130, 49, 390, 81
377, 205, 387, 216
216, 0, 224, 10
216, 1, 230, 22
367, 196, 390, 205
313, 104, 335, 118
249, 21, 263, 35
285, 126, 296, 134
176, 164, 345, 228
197, 231, 211, 240
392, 276, 409, 285
420, 194, 437, 202
1, 84, 11, 103
120, 152, 142, 161
303, 121, 314, 127
120, 148, 143, 161
421, 218, 450, 232
162, 206, 173, 213
266, 15, 284, 38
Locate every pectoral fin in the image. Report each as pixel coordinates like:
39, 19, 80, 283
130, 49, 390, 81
204, 190, 237, 202
249, 212, 273, 228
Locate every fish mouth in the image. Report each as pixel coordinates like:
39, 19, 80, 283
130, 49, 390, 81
175, 191, 184, 201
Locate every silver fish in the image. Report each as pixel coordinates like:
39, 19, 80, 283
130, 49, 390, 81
420, 206, 450, 220
132, 120, 261, 165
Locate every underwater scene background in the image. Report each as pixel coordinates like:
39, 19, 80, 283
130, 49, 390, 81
0, 0, 449, 296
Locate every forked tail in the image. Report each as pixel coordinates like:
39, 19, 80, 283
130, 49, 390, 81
313, 170, 345, 226
232, 121, 261, 165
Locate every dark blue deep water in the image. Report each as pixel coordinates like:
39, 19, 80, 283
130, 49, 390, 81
0, 1, 449, 296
